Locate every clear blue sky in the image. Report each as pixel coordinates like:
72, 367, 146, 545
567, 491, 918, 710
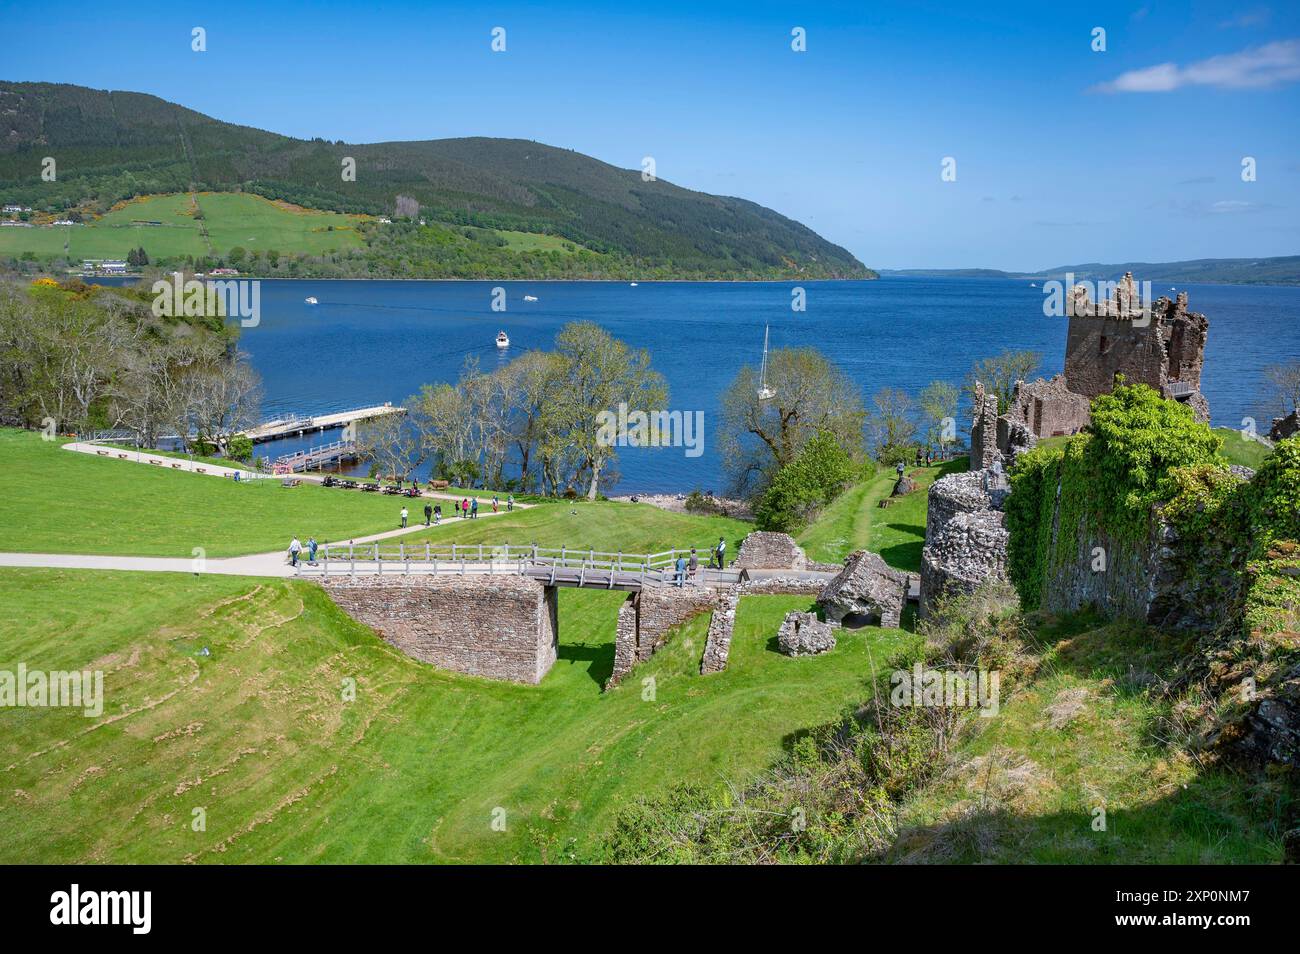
4, 0, 1299, 270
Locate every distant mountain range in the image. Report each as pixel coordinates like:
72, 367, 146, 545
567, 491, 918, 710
0, 81, 871, 280
881, 256, 1300, 286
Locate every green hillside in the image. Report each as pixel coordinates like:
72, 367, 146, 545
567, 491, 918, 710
0, 81, 872, 280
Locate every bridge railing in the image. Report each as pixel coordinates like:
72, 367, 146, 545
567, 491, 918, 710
298, 543, 716, 584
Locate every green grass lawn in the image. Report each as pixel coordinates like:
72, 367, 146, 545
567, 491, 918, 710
798, 457, 968, 572
397, 499, 750, 557
1213, 426, 1274, 470
0, 568, 909, 863
0, 428, 750, 558
0, 428, 471, 557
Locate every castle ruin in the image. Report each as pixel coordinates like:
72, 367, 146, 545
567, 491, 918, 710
972, 273, 1212, 468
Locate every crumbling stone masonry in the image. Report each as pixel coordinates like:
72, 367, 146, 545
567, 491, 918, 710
700, 586, 740, 674
609, 584, 718, 687
1004, 375, 1090, 440
321, 574, 558, 684
919, 468, 1010, 618
733, 531, 810, 570
1064, 282, 1210, 422
776, 611, 838, 656
970, 382, 1000, 470
818, 550, 907, 628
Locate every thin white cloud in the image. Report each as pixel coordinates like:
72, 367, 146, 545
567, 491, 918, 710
1092, 39, 1300, 92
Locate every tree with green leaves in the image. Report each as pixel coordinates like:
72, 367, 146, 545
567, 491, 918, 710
550, 321, 667, 500
918, 380, 959, 456
718, 347, 865, 498
964, 349, 1041, 415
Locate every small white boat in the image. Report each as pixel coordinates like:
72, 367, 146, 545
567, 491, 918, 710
305, 296, 318, 305
496, 330, 510, 349
630, 282, 638, 286
1030, 283, 1037, 288
523, 294, 538, 302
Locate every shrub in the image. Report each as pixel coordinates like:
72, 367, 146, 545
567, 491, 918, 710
754, 431, 856, 532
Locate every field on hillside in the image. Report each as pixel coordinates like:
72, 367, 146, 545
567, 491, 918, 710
0, 568, 910, 863
0, 192, 366, 262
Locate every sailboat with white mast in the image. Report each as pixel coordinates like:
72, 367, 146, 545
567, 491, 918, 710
757, 322, 775, 401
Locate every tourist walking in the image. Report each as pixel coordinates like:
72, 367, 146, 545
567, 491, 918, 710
470, 497, 479, 520
492, 495, 499, 513
674, 554, 687, 587
688, 548, 699, 585
507, 494, 514, 512
461, 498, 469, 518
423, 503, 433, 525
714, 536, 726, 569
288, 536, 302, 568
400, 506, 408, 528
308, 537, 318, 564
433, 504, 442, 525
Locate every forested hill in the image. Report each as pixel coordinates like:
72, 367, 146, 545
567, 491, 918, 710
0, 82, 872, 280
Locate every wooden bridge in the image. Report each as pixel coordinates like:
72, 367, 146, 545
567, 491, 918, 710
296, 543, 755, 591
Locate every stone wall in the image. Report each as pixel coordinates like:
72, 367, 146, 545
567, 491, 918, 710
919, 469, 1010, 617
971, 382, 1000, 470
700, 586, 740, 674
1004, 375, 1091, 442
609, 584, 718, 686
739, 574, 830, 596
733, 531, 809, 570
321, 574, 558, 684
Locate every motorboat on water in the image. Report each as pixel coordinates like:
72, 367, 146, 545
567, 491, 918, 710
630, 282, 638, 286
305, 296, 318, 304
496, 330, 510, 349
523, 294, 538, 302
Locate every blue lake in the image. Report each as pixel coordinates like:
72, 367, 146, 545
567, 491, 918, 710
236, 277, 1298, 492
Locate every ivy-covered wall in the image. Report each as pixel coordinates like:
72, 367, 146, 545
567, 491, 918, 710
1005, 384, 1223, 618
1004, 385, 1300, 764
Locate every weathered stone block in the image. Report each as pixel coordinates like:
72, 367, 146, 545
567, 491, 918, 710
776, 611, 838, 656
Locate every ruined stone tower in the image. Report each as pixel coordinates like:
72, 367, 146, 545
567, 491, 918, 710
1063, 275, 1210, 421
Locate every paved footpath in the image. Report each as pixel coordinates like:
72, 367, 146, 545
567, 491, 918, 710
0, 505, 524, 579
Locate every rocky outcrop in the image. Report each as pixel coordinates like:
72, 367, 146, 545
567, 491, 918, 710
776, 611, 838, 656
919, 468, 1010, 618
733, 531, 809, 571
818, 550, 907, 628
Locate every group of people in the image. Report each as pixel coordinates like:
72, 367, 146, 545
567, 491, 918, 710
287, 536, 318, 567
400, 494, 516, 528
672, 537, 728, 586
